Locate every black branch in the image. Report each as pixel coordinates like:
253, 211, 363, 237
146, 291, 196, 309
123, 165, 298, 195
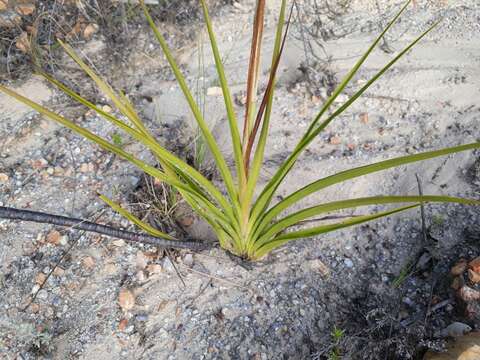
0, 206, 208, 251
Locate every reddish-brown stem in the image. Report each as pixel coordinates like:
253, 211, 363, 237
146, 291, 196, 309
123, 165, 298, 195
244, 5, 293, 171
243, 0, 266, 149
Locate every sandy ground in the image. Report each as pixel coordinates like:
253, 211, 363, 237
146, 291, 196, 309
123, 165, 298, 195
0, 0, 479, 359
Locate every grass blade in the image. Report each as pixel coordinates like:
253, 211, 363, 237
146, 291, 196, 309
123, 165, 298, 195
0, 84, 232, 223
99, 194, 176, 239
58, 40, 148, 134
38, 72, 237, 218
140, 1, 240, 216
199, 0, 246, 189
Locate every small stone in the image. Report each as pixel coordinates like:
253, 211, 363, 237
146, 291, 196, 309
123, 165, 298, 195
468, 269, 480, 284
59, 235, 69, 246
104, 263, 118, 275
344, 258, 354, 268
82, 256, 95, 270
83, 23, 99, 39
112, 239, 126, 247
207, 86, 223, 96
309, 259, 330, 277
451, 259, 468, 275
31, 284, 40, 294
469, 257, 480, 273
52, 267, 65, 276
118, 288, 135, 311
359, 112, 369, 124
458, 285, 480, 302
318, 87, 328, 99
0, 1, 7, 11
146, 264, 162, 275
15, 31, 30, 53
438, 322, 472, 338
125, 325, 135, 334
32, 158, 48, 169
36, 289, 48, 300
136, 251, 149, 270
232, 1, 248, 11
183, 254, 194, 267
46, 230, 61, 245
451, 276, 464, 290
118, 318, 128, 331
161, 258, 175, 273
179, 216, 194, 227
80, 162, 95, 173
30, 303, 40, 313
329, 135, 341, 145
15, 3, 35, 15
136, 270, 147, 282
311, 95, 321, 105
136, 314, 148, 322
0, 173, 9, 183
35, 272, 47, 285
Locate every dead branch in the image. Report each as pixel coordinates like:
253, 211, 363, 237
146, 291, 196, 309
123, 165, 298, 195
0, 206, 208, 251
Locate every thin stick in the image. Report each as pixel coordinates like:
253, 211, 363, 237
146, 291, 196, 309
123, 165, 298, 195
415, 173, 428, 243
0, 206, 207, 251
181, 265, 249, 290
166, 249, 186, 288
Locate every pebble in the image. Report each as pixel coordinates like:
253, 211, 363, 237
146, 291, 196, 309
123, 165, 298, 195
0, 173, 9, 183
451, 259, 467, 276
161, 258, 175, 273
468, 269, 480, 284
36, 290, 48, 301
59, 235, 69, 246
207, 87, 223, 96
183, 254, 194, 267
309, 259, 330, 277
468, 257, 480, 273
136, 314, 149, 322
438, 322, 472, 338
344, 258, 354, 268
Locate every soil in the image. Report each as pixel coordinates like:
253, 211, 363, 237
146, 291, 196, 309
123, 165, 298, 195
0, 0, 479, 359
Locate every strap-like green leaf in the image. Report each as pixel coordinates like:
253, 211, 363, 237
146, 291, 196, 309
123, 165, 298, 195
199, 0, 246, 189
304, 0, 412, 138
140, 1, 241, 218
253, 142, 480, 234
250, 17, 439, 225
37, 73, 236, 217
254, 195, 480, 248
0, 84, 229, 221
58, 40, 148, 135
253, 205, 418, 259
